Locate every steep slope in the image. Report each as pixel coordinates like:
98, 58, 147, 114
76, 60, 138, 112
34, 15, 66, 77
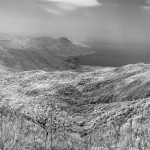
0, 34, 93, 71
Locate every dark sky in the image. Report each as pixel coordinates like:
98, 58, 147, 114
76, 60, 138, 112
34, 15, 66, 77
0, 0, 150, 47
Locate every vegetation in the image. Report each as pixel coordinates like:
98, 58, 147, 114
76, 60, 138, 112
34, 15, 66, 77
0, 100, 76, 150
0, 62, 150, 149
0, 96, 150, 150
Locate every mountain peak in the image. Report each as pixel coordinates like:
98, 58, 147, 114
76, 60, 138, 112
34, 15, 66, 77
59, 37, 70, 43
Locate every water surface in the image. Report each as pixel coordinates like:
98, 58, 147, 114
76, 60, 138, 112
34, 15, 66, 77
77, 42, 150, 67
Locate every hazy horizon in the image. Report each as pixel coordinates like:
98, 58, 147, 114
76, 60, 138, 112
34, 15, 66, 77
1, 0, 150, 64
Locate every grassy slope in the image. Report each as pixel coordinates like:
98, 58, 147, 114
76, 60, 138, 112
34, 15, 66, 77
1, 63, 150, 129
0, 63, 150, 149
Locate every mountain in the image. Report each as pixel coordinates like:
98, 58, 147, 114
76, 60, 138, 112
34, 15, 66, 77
1, 62, 150, 149
1, 33, 150, 150
0, 33, 93, 71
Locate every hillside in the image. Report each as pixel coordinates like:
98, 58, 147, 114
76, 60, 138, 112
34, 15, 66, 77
0, 33, 93, 71
1, 63, 150, 149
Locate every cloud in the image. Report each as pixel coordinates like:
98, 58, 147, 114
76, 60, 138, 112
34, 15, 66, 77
97, 0, 150, 7
39, 3, 76, 15
140, 6, 150, 9
44, 0, 100, 7
40, 0, 101, 15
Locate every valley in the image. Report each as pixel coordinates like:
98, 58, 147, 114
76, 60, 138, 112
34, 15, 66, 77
0, 34, 150, 150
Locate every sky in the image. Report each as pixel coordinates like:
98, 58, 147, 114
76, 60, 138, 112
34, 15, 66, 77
0, 0, 150, 47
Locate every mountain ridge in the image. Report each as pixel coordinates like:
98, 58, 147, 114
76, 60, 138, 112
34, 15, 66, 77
0, 33, 94, 72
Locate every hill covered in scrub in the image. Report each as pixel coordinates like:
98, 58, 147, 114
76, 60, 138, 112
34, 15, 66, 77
0, 33, 93, 71
1, 63, 150, 149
